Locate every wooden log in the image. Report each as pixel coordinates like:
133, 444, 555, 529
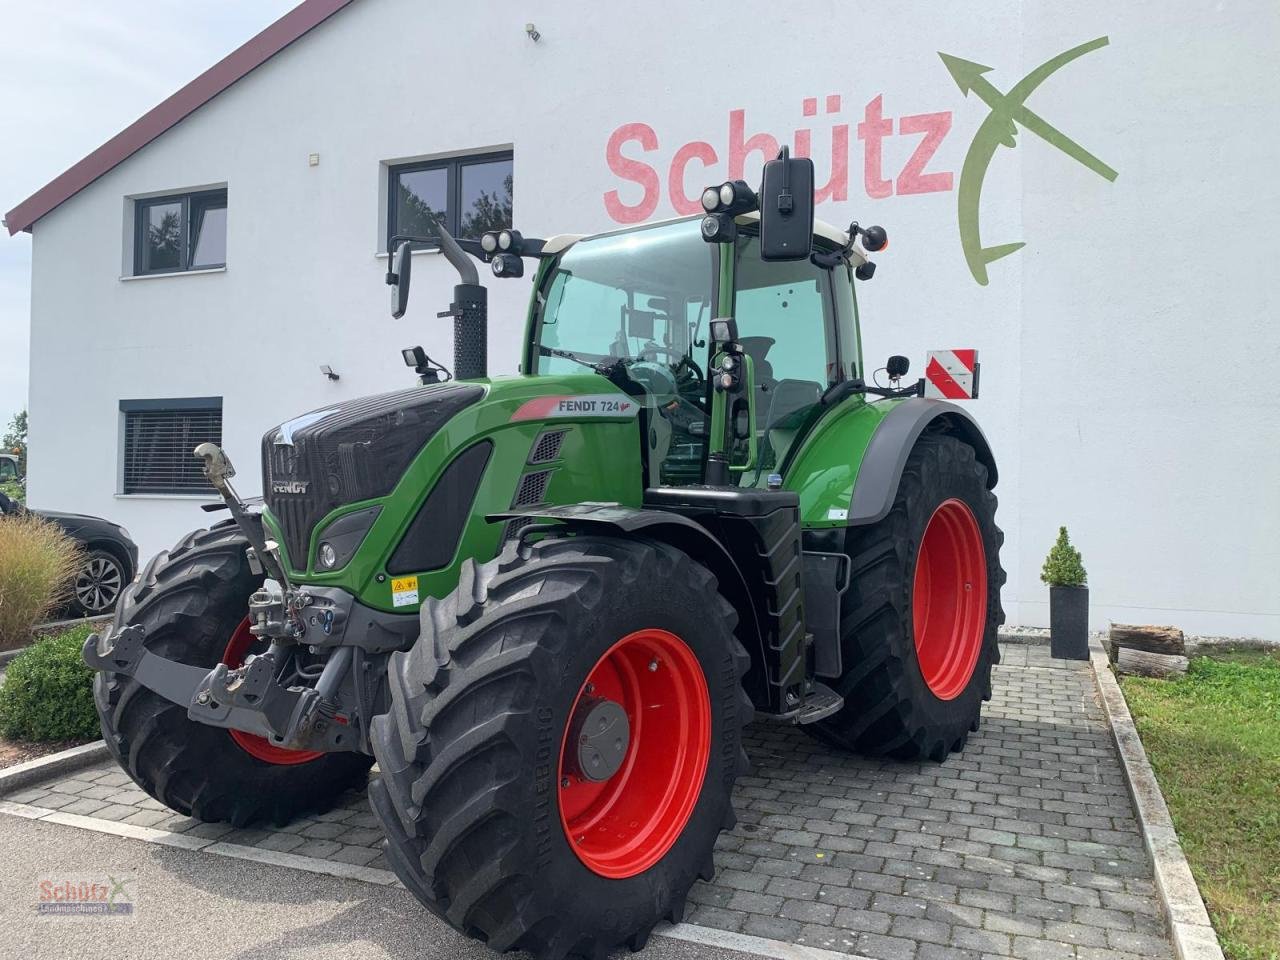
1115, 647, 1189, 679
1109, 623, 1186, 657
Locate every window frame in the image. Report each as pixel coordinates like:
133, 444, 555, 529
133, 188, 227, 277
119, 397, 223, 496
386, 150, 513, 249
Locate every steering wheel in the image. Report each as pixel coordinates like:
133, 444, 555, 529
625, 361, 681, 408
637, 344, 704, 384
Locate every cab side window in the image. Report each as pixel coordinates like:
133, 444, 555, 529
733, 235, 839, 480
733, 238, 837, 390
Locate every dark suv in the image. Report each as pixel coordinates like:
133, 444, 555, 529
0, 491, 139, 617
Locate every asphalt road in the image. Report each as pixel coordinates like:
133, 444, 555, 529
0, 815, 762, 960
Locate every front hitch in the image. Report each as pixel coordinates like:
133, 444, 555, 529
83, 625, 350, 753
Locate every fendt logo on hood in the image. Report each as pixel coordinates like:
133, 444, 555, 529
272, 480, 310, 495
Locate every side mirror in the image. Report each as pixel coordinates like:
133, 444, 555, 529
389, 241, 412, 319
759, 147, 814, 262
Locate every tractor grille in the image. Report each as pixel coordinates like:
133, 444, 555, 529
262, 383, 483, 567
513, 470, 552, 507
528, 430, 566, 464
503, 516, 538, 543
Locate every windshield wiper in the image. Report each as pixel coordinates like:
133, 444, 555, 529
539, 346, 601, 370
538, 346, 637, 392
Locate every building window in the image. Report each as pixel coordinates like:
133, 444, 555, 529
388, 152, 512, 248
133, 189, 227, 275
120, 398, 222, 495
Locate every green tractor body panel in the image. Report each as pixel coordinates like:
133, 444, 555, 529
783, 396, 905, 528
263, 374, 642, 613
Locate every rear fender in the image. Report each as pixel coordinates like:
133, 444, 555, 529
848, 399, 996, 525
786, 397, 996, 528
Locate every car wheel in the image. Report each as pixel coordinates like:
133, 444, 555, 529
72, 549, 126, 616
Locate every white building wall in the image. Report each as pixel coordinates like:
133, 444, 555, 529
23, 0, 1280, 637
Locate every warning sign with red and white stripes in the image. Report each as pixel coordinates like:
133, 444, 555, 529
923, 349, 980, 400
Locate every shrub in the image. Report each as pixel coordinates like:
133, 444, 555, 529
0, 511, 82, 650
0, 624, 99, 741
1040, 526, 1087, 587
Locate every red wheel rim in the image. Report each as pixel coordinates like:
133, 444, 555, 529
912, 498, 988, 701
221, 619, 324, 765
558, 628, 711, 879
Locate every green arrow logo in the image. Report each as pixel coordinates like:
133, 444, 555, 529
942, 37, 1118, 285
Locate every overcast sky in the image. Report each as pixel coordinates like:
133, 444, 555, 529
0, 0, 298, 429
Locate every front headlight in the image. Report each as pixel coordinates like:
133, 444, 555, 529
311, 506, 381, 572
115, 525, 132, 543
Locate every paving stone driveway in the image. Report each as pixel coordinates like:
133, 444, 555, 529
7, 644, 1171, 960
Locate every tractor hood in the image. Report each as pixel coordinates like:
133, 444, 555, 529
258, 374, 645, 611
261, 382, 485, 567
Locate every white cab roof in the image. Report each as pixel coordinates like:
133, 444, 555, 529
541, 213, 867, 264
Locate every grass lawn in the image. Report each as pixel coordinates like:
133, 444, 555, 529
1121, 651, 1280, 960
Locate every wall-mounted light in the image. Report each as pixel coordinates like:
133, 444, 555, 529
525, 22, 541, 42
320, 364, 340, 382
308, 153, 320, 167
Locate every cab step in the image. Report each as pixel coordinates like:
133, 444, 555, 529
795, 682, 844, 725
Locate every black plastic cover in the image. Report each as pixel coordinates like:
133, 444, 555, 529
386, 441, 492, 575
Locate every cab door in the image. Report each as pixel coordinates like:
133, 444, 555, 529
732, 233, 856, 484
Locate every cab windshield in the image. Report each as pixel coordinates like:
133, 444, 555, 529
533, 219, 715, 484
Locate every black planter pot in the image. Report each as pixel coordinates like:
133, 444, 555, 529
1050, 586, 1090, 660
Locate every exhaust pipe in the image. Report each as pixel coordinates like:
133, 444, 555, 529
434, 224, 488, 380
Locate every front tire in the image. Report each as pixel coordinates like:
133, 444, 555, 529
812, 433, 1006, 760
369, 536, 752, 959
93, 525, 373, 825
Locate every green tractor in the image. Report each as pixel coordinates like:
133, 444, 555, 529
84, 150, 1003, 958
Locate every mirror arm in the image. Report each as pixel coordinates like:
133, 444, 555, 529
388, 229, 479, 286
389, 234, 546, 274
820, 377, 924, 406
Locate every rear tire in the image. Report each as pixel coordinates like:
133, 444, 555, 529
369, 535, 752, 959
93, 524, 373, 826
812, 433, 1005, 760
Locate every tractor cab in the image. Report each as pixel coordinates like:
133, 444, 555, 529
525, 214, 866, 490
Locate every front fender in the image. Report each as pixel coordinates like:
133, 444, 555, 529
489, 502, 771, 707
785, 396, 997, 528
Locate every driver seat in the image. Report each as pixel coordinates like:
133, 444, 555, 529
755, 379, 821, 482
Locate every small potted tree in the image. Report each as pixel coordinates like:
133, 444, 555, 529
1041, 527, 1089, 660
